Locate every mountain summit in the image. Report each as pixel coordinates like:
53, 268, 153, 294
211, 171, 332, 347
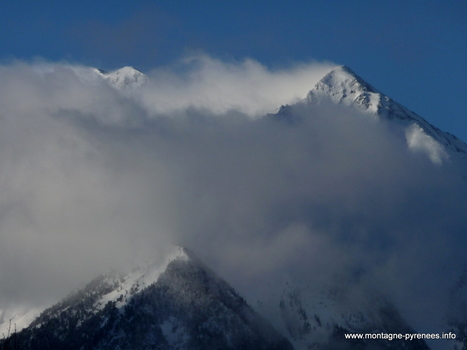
307, 65, 381, 113
1, 245, 431, 350
305, 65, 467, 164
96, 66, 148, 89
4, 247, 292, 350
2, 64, 466, 350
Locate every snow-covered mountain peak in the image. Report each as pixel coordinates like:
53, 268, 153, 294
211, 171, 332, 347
0, 246, 190, 336
314, 65, 378, 95
305, 65, 467, 163
95, 66, 148, 89
94, 246, 194, 310
5, 246, 292, 350
307, 65, 382, 115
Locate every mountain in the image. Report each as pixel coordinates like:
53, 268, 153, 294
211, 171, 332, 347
0, 304, 45, 339
305, 65, 467, 165
275, 281, 431, 350
2, 64, 466, 350
0, 249, 432, 350
268, 65, 467, 350
2, 247, 292, 350
95, 66, 148, 89
0, 248, 431, 350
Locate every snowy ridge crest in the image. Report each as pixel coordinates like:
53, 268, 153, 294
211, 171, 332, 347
5, 246, 292, 350
306, 65, 467, 164
0, 246, 189, 335
95, 66, 148, 89
93, 246, 190, 311
306, 65, 381, 114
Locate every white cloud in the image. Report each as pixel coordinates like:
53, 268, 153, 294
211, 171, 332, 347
139, 54, 336, 117
406, 123, 449, 165
0, 56, 465, 341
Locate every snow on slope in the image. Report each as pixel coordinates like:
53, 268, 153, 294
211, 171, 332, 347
260, 65, 467, 349
275, 281, 430, 350
0, 247, 185, 337
306, 65, 467, 165
86, 63, 467, 169
7, 246, 292, 350
0, 304, 46, 337
92, 246, 189, 312
95, 66, 148, 89
3, 64, 466, 349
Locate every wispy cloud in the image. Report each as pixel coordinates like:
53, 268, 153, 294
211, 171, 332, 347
138, 54, 336, 116
0, 56, 465, 340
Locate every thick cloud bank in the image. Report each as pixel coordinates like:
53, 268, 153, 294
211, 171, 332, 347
0, 57, 466, 340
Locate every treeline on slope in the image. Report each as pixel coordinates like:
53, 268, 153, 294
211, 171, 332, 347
1, 258, 292, 350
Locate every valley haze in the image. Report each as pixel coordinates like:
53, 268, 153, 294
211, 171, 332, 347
0, 56, 466, 349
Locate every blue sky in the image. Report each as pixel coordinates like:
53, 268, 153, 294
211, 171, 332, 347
1, 0, 466, 140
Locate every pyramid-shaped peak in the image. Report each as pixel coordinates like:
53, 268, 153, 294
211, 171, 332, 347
94, 66, 143, 77
325, 65, 357, 77
98, 65, 148, 89
305, 65, 467, 159
314, 65, 379, 94
108, 66, 147, 81
305, 65, 383, 115
113, 66, 143, 75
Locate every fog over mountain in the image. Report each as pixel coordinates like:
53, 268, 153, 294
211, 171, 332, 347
0, 55, 466, 349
